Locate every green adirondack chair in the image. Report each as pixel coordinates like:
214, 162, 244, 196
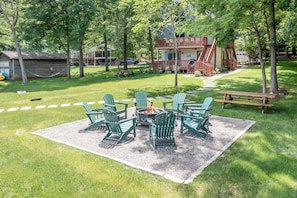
180, 106, 212, 138
147, 111, 177, 149
163, 93, 186, 118
184, 97, 213, 116
134, 91, 153, 112
102, 109, 136, 144
103, 94, 128, 119
82, 101, 105, 130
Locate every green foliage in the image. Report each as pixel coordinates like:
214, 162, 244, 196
0, 16, 14, 50
20, 0, 96, 51
139, 67, 154, 74
279, 10, 297, 48
214, 66, 228, 74
1, 62, 297, 196
194, 71, 201, 77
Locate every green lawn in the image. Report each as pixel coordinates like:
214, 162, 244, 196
0, 63, 296, 197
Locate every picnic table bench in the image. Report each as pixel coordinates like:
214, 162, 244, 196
115, 70, 134, 77
215, 90, 278, 114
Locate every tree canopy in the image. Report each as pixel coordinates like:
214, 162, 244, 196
0, 0, 296, 89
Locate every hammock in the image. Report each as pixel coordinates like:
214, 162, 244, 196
26, 67, 67, 78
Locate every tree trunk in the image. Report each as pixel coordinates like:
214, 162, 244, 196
255, 29, 267, 93
12, 27, 27, 84
1, 1, 28, 84
269, 0, 278, 93
292, 47, 296, 55
285, 45, 289, 58
173, 35, 178, 87
79, 39, 84, 78
66, 41, 71, 80
252, 19, 267, 93
123, 28, 128, 70
148, 28, 154, 68
104, 32, 109, 72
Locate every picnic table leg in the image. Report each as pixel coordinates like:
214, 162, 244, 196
261, 97, 267, 114
222, 94, 227, 109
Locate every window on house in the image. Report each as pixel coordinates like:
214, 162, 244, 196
167, 52, 176, 60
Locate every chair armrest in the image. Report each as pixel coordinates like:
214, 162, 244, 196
184, 103, 203, 111
119, 116, 136, 124
115, 101, 128, 106
146, 118, 155, 126
86, 112, 103, 116
115, 102, 128, 110
190, 107, 212, 117
134, 99, 152, 106
190, 106, 212, 112
104, 104, 116, 108
183, 102, 195, 105
163, 101, 173, 108
180, 113, 203, 120
176, 102, 185, 111
91, 108, 106, 112
190, 107, 205, 110
184, 103, 203, 108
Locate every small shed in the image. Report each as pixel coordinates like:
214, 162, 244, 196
0, 51, 67, 80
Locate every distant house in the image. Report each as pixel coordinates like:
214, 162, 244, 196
71, 45, 117, 66
0, 51, 67, 80
152, 8, 237, 76
236, 51, 249, 63
153, 36, 237, 76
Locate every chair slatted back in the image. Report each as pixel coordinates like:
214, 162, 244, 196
154, 112, 176, 139
172, 93, 186, 111
198, 107, 212, 130
200, 97, 213, 114
82, 101, 96, 123
181, 106, 212, 137
103, 109, 122, 134
135, 91, 148, 109
103, 94, 117, 111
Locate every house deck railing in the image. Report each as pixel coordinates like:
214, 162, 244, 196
195, 61, 214, 76
155, 37, 207, 48
152, 60, 191, 73
152, 60, 215, 76
223, 59, 237, 70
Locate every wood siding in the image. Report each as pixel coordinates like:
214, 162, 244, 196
0, 52, 67, 80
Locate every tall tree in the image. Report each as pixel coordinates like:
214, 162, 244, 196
133, 0, 163, 65
240, 1, 271, 93
86, 0, 115, 72
277, 0, 297, 55
158, 0, 190, 87
268, 0, 278, 93
0, 0, 28, 84
0, 13, 14, 50
192, 0, 281, 93
72, 0, 95, 78
117, 0, 135, 71
22, 0, 95, 80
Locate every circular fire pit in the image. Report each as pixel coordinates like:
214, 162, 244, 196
136, 108, 164, 126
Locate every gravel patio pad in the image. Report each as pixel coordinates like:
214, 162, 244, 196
32, 108, 255, 184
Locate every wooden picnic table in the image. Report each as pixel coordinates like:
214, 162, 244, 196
115, 70, 134, 77
215, 90, 278, 114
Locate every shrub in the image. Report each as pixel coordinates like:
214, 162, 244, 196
220, 67, 229, 73
156, 68, 163, 74
194, 71, 202, 77
215, 66, 228, 74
